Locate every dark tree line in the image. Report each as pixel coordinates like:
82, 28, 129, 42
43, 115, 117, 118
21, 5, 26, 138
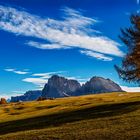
115, 14, 140, 83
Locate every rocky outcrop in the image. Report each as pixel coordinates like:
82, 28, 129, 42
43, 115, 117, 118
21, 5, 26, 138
11, 90, 42, 102
42, 75, 81, 98
42, 75, 123, 98
80, 76, 123, 94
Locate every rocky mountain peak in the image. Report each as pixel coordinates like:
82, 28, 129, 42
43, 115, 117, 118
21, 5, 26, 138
82, 76, 123, 94
42, 75, 81, 98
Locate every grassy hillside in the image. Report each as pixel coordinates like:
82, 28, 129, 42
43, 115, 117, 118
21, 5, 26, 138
0, 92, 140, 140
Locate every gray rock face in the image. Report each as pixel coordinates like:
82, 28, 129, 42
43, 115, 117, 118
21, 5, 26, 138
42, 75, 81, 98
11, 90, 42, 102
42, 75, 123, 98
81, 77, 123, 94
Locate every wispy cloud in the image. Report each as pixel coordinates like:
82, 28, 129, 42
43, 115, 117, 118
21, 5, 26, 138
121, 86, 140, 92
23, 71, 64, 88
0, 93, 11, 99
22, 78, 47, 88
80, 50, 113, 61
4, 68, 29, 75
0, 92, 24, 99
27, 41, 67, 50
32, 71, 64, 78
12, 90, 26, 94
0, 5, 124, 61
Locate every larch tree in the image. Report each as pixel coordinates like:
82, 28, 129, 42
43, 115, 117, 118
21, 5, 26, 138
115, 14, 140, 83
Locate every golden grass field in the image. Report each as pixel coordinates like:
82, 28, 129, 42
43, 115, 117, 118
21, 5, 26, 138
0, 92, 140, 140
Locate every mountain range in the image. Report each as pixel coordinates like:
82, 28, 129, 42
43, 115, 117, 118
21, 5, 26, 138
11, 75, 123, 102
11, 90, 42, 102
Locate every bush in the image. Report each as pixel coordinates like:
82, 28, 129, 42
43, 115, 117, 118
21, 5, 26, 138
0, 98, 7, 104
37, 97, 47, 101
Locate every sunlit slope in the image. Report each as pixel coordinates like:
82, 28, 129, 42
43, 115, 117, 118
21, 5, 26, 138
0, 92, 140, 140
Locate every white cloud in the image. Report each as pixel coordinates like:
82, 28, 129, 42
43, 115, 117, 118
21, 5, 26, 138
23, 71, 65, 88
12, 70, 28, 75
22, 78, 47, 88
4, 68, 29, 75
121, 86, 140, 92
80, 50, 113, 61
32, 73, 51, 78
4, 68, 15, 72
12, 90, 26, 94
0, 92, 24, 99
27, 41, 67, 50
66, 76, 88, 82
61, 7, 98, 31
0, 6, 124, 60
0, 93, 11, 99
32, 71, 64, 78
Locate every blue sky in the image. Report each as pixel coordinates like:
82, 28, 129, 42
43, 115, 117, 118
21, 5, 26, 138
0, 0, 139, 98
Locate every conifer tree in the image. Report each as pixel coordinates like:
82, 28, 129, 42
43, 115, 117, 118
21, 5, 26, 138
115, 14, 140, 83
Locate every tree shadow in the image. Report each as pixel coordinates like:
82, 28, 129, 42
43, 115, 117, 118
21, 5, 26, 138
0, 101, 140, 135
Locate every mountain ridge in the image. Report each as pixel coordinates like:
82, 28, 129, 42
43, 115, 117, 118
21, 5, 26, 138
11, 90, 42, 102
10, 75, 123, 102
41, 75, 123, 98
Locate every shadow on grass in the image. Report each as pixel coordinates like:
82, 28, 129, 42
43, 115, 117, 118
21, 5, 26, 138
35, 105, 59, 110
0, 101, 140, 135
